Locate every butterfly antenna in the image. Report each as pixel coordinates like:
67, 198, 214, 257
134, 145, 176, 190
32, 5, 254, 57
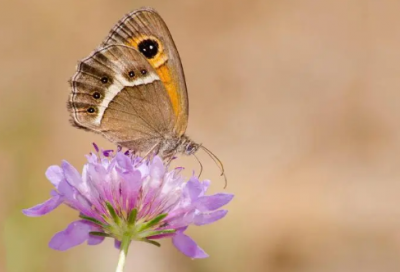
193, 153, 203, 178
200, 145, 227, 188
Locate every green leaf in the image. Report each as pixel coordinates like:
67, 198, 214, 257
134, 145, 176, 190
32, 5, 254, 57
127, 208, 138, 227
105, 202, 120, 225
89, 231, 112, 238
137, 213, 168, 232
79, 215, 106, 227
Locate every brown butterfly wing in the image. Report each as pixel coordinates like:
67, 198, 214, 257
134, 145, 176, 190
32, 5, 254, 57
100, 7, 189, 136
68, 44, 175, 152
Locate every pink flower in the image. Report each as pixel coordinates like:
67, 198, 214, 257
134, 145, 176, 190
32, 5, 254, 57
23, 145, 233, 258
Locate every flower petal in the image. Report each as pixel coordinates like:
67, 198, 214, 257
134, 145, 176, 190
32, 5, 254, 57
61, 160, 83, 189
57, 180, 94, 217
86, 222, 105, 246
115, 152, 133, 172
150, 156, 165, 180
196, 193, 234, 211
49, 220, 95, 251
172, 233, 208, 258
87, 234, 105, 246
193, 210, 228, 225
85, 152, 98, 164
45, 166, 64, 187
114, 239, 121, 249
119, 169, 142, 210
166, 209, 195, 229
184, 176, 203, 200
22, 194, 63, 217
201, 180, 211, 195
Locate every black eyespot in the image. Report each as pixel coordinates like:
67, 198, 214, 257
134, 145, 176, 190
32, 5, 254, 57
141, 69, 147, 75
87, 107, 95, 113
101, 77, 108, 83
93, 92, 101, 99
138, 39, 159, 59
128, 71, 135, 78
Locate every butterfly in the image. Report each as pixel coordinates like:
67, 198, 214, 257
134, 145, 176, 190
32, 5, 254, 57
67, 7, 225, 182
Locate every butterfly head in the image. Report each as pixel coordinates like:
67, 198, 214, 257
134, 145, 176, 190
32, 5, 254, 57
184, 142, 200, 155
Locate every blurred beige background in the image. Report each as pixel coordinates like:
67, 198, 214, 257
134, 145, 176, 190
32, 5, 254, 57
2, 0, 400, 271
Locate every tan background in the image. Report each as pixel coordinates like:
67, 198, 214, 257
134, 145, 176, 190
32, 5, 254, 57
2, 0, 400, 271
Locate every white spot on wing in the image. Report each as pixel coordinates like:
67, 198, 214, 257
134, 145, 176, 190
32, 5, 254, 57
93, 72, 159, 125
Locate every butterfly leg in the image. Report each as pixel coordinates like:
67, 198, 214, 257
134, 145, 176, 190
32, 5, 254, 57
165, 154, 176, 165
138, 142, 160, 163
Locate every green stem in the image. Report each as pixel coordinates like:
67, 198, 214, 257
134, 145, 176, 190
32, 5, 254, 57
115, 234, 131, 272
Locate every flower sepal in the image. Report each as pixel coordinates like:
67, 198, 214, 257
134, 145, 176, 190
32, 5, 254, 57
89, 231, 112, 238
80, 207, 175, 248
79, 214, 106, 228
135, 213, 168, 232
137, 229, 175, 240
142, 239, 161, 247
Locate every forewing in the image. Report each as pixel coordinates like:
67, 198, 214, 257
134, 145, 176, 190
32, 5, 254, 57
100, 7, 189, 135
68, 44, 175, 152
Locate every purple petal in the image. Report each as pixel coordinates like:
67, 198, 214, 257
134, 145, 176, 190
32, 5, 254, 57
49, 220, 97, 251
85, 153, 98, 164
148, 233, 175, 240
115, 152, 133, 172
166, 210, 195, 229
136, 160, 149, 177
22, 194, 63, 217
57, 180, 93, 216
196, 193, 234, 212
172, 233, 208, 259
184, 176, 203, 200
150, 156, 165, 180
62, 161, 83, 189
87, 234, 105, 246
114, 239, 121, 249
87, 163, 116, 207
201, 180, 211, 193
86, 223, 105, 246
45, 166, 64, 187
119, 170, 142, 210
193, 210, 228, 225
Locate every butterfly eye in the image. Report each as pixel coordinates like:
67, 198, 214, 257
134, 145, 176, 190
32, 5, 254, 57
101, 77, 108, 83
93, 92, 101, 99
128, 71, 135, 78
186, 143, 198, 155
138, 39, 159, 59
87, 107, 96, 113
141, 69, 147, 75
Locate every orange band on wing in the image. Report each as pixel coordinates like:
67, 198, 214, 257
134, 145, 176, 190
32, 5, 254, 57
126, 36, 181, 119
156, 63, 180, 118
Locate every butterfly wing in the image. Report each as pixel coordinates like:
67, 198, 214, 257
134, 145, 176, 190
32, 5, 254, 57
68, 44, 175, 152
100, 7, 189, 136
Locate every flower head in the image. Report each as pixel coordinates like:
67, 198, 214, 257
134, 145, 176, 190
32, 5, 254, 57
23, 144, 233, 258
